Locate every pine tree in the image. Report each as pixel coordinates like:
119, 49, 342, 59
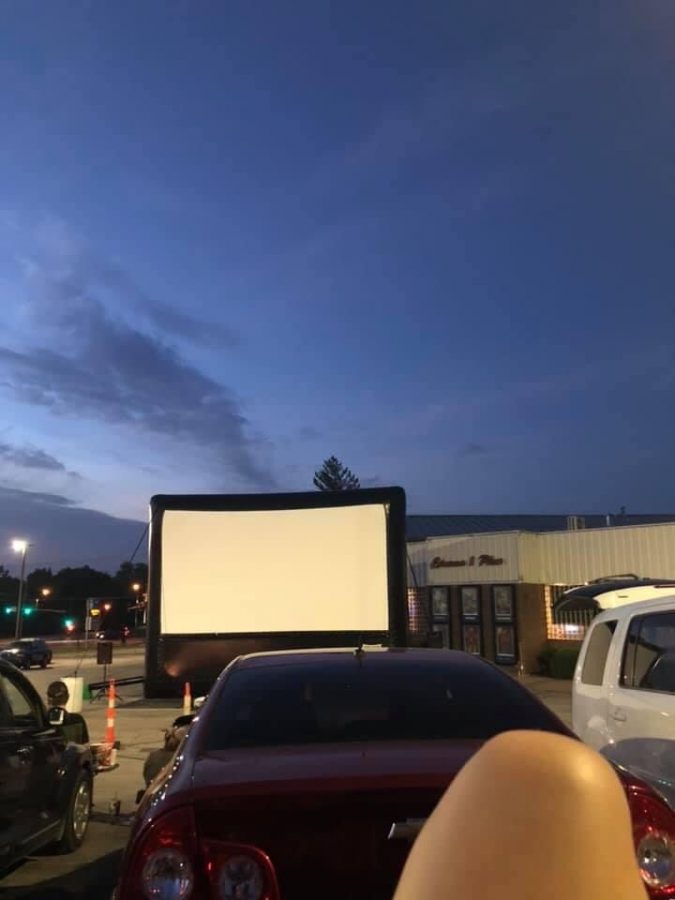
313, 456, 361, 491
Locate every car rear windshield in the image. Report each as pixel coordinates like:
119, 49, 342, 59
203, 659, 564, 750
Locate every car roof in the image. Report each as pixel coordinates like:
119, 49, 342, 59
593, 594, 675, 622
555, 579, 675, 612
231, 646, 497, 674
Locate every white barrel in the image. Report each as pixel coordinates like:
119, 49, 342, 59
61, 677, 84, 713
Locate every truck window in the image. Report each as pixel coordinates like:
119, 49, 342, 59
1, 673, 40, 727
621, 611, 675, 694
580, 620, 617, 686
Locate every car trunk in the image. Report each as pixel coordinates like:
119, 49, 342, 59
192, 740, 482, 899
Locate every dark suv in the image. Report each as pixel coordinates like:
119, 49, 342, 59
0, 658, 93, 868
0, 638, 52, 669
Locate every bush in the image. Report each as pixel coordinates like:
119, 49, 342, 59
548, 647, 580, 680
536, 645, 557, 676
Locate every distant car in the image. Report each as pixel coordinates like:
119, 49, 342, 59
96, 629, 117, 641
116, 648, 675, 900
0, 638, 52, 670
0, 658, 93, 870
573, 594, 675, 808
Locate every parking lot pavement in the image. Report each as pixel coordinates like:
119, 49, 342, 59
0, 823, 129, 899
521, 675, 573, 729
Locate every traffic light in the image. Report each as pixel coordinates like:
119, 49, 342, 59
90, 608, 101, 617
23, 607, 33, 616
4, 606, 12, 615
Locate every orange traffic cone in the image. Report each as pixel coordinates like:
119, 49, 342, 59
105, 678, 116, 745
183, 681, 192, 716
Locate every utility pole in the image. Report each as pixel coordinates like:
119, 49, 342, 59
12, 540, 28, 640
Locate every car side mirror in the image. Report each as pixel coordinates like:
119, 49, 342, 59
47, 707, 65, 726
172, 713, 194, 729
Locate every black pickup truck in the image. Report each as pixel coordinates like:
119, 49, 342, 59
0, 658, 92, 871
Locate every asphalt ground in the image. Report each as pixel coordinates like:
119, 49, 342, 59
0, 646, 573, 898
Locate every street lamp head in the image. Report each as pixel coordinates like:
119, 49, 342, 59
11, 539, 27, 554
41, 588, 51, 598
132, 583, 141, 592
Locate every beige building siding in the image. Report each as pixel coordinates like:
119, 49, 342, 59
409, 522, 675, 588
524, 522, 675, 585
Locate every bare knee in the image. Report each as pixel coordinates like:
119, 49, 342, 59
395, 731, 647, 900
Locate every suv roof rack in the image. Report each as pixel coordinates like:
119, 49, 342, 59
586, 574, 640, 584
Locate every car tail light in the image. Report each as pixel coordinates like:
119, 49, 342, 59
202, 841, 280, 900
118, 806, 203, 900
117, 809, 279, 900
622, 771, 675, 897
142, 849, 193, 899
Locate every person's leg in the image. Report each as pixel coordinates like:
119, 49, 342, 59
395, 730, 647, 900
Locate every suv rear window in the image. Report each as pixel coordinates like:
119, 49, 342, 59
580, 620, 617, 686
204, 659, 563, 750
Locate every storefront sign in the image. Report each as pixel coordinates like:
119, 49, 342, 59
430, 554, 505, 569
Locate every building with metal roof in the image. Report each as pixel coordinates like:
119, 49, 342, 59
406, 513, 675, 542
405, 516, 675, 676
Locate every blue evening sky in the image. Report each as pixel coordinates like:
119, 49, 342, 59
1, 0, 675, 555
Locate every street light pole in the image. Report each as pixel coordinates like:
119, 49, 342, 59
132, 583, 141, 629
12, 540, 28, 640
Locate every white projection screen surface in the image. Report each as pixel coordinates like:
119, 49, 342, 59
160, 504, 390, 635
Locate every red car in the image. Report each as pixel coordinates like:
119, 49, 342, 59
115, 648, 675, 900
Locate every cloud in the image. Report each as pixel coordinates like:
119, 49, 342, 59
24, 216, 238, 349
459, 442, 489, 458
306, 52, 529, 201
0, 485, 144, 570
85, 256, 239, 348
0, 485, 74, 506
298, 426, 322, 441
0, 237, 277, 490
0, 441, 67, 472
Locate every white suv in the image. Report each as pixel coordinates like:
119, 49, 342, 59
573, 595, 675, 807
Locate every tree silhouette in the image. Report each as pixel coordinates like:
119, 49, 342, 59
313, 456, 361, 492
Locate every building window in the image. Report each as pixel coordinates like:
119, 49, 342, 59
545, 585, 595, 641
460, 586, 480, 620
407, 588, 431, 644
431, 587, 449, 619
460, 586, 482, 655
492, 585, 517, 665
